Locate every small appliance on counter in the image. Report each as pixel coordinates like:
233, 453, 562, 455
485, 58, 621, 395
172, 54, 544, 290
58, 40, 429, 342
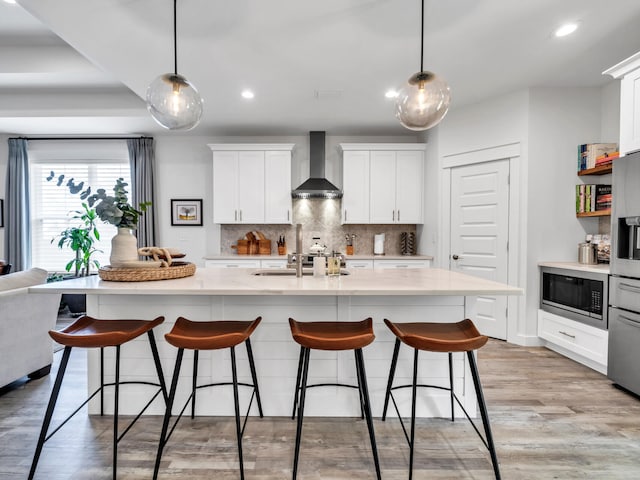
578, 241, 597, 265
374, 233, 385, 255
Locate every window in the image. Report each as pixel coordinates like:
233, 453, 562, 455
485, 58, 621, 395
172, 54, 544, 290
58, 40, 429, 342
29, 141, 131, 273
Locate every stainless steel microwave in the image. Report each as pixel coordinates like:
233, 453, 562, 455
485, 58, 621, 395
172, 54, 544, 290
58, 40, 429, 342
540, 266, 609, 330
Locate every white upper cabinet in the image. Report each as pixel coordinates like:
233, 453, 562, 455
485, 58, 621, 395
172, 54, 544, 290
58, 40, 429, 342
604, 52, 640, 155
342, 150, 370, 223
264, 150, 292, 224
341, 143, 425, 224
209, 144, 294, 224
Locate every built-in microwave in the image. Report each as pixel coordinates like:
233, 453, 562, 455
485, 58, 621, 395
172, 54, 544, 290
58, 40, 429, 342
540, 266, 609, 330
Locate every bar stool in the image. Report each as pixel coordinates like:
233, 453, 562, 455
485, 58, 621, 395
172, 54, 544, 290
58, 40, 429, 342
153, 316, 263, 480
29, 315, 167, 480
289, 317, 381, 480
382, 318, 501, 480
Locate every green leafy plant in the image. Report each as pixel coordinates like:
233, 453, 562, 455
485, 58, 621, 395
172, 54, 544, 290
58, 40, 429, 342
53, 203, 102, 277
46, 173, 151, 229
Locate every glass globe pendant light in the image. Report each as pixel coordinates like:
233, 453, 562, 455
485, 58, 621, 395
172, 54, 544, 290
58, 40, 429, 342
395, 0, 451, 131
146, 0, 203, 130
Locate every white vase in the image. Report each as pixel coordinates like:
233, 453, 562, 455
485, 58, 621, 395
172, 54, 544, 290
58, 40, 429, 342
110, 228, 139, 267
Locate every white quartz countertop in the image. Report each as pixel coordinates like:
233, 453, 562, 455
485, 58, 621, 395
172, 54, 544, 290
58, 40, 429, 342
204, 254, 434, 260
538, 262, 610, 274
30, 267, 521, 296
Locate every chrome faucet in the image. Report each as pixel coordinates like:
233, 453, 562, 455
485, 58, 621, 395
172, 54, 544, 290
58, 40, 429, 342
295, 223, 303, 277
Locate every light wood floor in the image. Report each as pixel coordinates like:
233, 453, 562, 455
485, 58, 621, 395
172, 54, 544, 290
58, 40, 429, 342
1, 339, 640, 479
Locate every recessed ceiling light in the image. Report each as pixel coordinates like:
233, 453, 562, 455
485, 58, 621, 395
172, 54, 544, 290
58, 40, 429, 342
241, 90, 255, 99
385, 90, 398, 99
4, 0, 17, 4
555, 23, 578, 37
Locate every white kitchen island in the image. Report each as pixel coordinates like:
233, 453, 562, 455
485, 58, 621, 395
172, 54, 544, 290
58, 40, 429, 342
31, 267, 521, 418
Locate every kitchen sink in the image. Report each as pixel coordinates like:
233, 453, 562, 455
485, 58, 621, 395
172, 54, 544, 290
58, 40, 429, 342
252, 268, 350, 276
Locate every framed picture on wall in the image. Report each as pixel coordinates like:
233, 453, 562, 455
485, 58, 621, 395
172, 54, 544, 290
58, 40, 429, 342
0, 199, 3, 228
171, 199, 203, 226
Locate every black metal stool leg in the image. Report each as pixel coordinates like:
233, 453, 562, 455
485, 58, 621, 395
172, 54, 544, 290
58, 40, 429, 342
355, 348, 382, 480
100, 347, 105, 415
112, 345, 120, 480
230, 346, 245, 480
291, 346, 305, 419
28, 346, 73, 480
245, 338, 264, 417
449, 352, 455, 422
382, 338, 401, 421
191, 350, 199, 419
467, 351, 501, 480
292, 347, 310, 480
355, 355, 364, 420
409, 348, 419, 480
153, 348, 184, 480
147, 330, 168, 404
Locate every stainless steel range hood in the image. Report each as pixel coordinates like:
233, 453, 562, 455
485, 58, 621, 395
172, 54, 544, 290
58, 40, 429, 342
292, 131, 343, 199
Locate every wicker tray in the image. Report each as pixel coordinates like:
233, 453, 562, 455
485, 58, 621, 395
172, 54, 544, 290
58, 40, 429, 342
98, 262, 196, 282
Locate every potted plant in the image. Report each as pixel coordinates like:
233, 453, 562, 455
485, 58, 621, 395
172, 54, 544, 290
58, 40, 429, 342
47, 173, 151, 266
52, 203, 102, 315
53, 202, 102, 277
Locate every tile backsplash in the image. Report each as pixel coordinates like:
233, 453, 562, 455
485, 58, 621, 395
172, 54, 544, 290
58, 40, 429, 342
220, 199, 417, 256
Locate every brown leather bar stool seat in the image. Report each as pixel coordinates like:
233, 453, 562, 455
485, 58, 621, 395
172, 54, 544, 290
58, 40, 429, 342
382, 318, 501, 480
153, 317, 264, 480
289, 318, 381, 480
29, 315, 167, 480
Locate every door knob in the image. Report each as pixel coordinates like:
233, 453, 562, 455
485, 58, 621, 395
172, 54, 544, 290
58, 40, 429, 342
452, 254, 460, 260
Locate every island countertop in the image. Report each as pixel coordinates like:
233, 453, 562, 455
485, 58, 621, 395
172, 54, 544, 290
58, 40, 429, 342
30, 267, 522, 296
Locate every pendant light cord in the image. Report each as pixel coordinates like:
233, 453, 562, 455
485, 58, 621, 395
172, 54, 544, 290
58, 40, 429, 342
173, 0, 178, 75
420, 0, 424, 72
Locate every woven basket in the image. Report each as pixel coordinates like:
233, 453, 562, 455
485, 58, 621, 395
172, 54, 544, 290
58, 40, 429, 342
98, 262, 196, 282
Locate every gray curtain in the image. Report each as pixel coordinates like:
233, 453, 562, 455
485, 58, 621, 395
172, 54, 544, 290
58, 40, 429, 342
4, 138, 31, 272
127, 137, 157, 248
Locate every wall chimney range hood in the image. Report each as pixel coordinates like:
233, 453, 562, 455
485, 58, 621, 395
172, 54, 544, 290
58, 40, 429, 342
292, 131, 343, 199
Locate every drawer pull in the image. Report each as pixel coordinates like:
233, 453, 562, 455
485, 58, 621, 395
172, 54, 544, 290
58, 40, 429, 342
619, 282, 640, 293
559, 330, 576, 339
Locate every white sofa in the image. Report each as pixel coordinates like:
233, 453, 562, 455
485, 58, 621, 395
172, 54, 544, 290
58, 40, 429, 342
0, 268, 61, 388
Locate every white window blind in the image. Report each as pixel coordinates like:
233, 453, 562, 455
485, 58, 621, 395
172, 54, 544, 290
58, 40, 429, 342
29, 141, 131, 273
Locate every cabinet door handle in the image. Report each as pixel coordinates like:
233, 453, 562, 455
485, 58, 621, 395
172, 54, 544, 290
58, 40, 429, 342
287, 210, 290, 222
235, 210, 238, 221
392, 210, 395, 222
344, 210, 348, 222
620, 282, 640, 294
559, 330, 576, 339
395, 264, 409, 268
397, 210, 400, 222
239, 210, 243, 222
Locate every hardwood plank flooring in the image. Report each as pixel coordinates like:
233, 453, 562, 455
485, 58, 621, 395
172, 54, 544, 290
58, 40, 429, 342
1, 339, 640, 479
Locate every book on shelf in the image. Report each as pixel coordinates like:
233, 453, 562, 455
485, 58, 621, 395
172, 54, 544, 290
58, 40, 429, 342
578, 143, 618, 171
575, 184, 612, 213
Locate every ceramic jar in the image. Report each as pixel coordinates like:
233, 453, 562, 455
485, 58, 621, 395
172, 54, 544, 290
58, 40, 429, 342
110, 228, 139, 267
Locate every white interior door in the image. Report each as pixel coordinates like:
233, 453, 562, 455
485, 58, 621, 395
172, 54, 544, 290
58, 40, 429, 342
450, 160, 510, 339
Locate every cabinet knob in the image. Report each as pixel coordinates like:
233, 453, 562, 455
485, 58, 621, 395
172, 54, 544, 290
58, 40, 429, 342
452, 254, 460, 260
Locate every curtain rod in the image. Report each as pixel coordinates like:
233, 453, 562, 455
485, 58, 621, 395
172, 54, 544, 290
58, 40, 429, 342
14, 136, 152, 141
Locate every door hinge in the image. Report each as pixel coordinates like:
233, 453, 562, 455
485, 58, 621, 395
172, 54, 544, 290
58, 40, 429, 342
507, 174, 510, 185
506, 241, 509, 252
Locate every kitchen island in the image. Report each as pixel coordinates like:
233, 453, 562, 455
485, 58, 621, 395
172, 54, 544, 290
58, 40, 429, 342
31, 267, 521, 418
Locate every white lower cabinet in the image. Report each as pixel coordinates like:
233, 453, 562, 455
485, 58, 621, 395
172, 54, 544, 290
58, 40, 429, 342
205, 259, 288, 269
345, 259, 374, 269
373, 259, 431, 269
205, 259, 261, 268
537, 309, 608, 374
260, 259, 288, 269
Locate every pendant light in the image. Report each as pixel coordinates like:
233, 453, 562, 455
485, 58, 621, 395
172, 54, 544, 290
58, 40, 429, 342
146, 0, 203, 130
395, 0, 451, 131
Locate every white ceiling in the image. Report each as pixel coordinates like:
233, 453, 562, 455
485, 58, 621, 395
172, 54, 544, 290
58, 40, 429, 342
2, 0, 640, 136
